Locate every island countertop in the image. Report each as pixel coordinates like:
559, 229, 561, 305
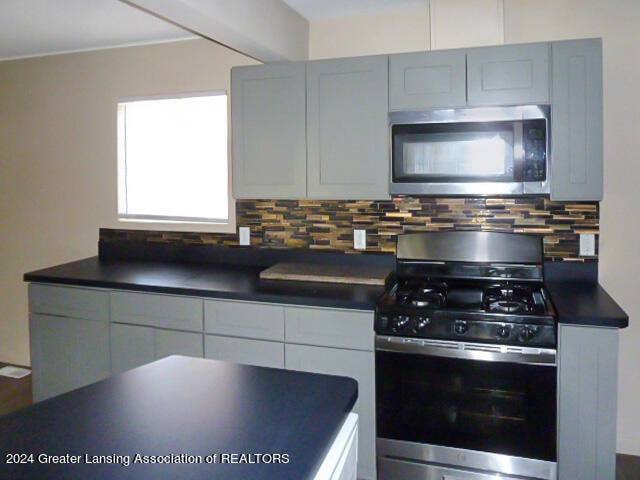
0, 355, 358, 479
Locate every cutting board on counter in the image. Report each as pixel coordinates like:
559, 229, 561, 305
259, 262, 391, 286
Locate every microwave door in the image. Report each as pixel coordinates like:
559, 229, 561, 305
395, 129, 516, 182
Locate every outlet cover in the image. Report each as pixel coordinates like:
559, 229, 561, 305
354, 229, 367, 250
579, 234, 596, 256
239, 226, 251, 246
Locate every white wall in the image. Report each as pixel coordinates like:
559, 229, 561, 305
309, 0, 640, 457
309, 7, 430, 59
0, 39, 256, 367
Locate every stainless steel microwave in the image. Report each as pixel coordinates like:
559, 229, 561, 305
390, 105, 550, 196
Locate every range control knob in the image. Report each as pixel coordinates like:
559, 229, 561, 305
393, 315, 411, 332
415, 316, 430, 331
454, 320, 469, 335
517, 326, 539, 343
497, 325, 511, 339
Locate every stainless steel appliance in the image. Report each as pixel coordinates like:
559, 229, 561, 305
390, 105, 550, 196
375, 231, 557, 480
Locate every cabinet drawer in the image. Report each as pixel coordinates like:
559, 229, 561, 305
29, 283, 109, 322
205, 335, 284, 369
110, 291, 202, 332
285, 307, 373, 351
204, 300, 285, 341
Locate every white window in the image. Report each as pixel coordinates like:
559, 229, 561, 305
117, 92, 233, 231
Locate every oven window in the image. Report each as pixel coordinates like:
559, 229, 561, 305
376, 350, 556, 461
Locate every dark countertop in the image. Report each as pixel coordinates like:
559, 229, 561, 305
24, 256, 386, 311
546, 281, 628, 328
0, 355, 358, 480
23, 256, 629, 328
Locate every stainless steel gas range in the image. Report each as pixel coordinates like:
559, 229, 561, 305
375, 231, 558, 480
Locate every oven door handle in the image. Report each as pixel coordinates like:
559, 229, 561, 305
375, 335, 557, 365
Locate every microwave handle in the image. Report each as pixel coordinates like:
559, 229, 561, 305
513, 121, 524, 181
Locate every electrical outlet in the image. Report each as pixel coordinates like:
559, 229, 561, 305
354, 229, 367, 250
579, 233, 596, 256
239, 226, 251, 246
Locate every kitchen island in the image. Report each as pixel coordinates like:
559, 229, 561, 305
0, 355, 358, 480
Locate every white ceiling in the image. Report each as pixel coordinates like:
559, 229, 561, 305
0, 0, 428, 61
282, 0, 428, 20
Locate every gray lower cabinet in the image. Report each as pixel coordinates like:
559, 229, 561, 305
29, 284, 110, 402
231, 62, 307, 199
29, 285, 375, 477
110, 291, 203, 331
558, 324, 618, 480
110, 323, 203, 374
109, 291, 204, 373
204, 335, 284, 369
306, 56, 389, 199
285, 306, 376, 480
551, 38, 603, 201
204, 299, 285, 368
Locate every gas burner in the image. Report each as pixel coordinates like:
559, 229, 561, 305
486, 300, 529, 313
483, 285, 534, 313
413, 288, 446, 307
395, 280, 447, 307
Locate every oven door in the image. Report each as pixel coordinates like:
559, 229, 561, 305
376, 336, 557, 479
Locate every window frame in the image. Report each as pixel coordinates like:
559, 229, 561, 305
116, 90, 235, 234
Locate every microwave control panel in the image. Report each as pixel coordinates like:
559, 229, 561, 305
523, 120, 547, 181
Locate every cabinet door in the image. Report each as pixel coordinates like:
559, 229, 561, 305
551, 38, 603, 201
231, 63, 307, 199
110, 323, 203, 374
30, 314, 110, 402
467, 43, 550, 106
205, 335, 284, 369
558, 324, 618, 480
285, 344, 376, 480
307, 56, 389, 199
389, 49, 467, 110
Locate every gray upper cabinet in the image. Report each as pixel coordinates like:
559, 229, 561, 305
467, 43, 550, 106
551, 38, 603, 201
232, 56, 390, 200
389, 42, 550, 110
389, 49, 466, 110
307, 56, 389, 199
231, 62, 307, 199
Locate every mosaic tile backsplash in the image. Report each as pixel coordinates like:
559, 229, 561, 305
101, 197, 599, 262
